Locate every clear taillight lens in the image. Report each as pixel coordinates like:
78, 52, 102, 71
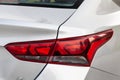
5, 29, 113, 66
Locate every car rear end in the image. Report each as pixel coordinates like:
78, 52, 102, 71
1, 0, 120, 80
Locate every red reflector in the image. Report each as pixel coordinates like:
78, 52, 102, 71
5, 29, 113, 66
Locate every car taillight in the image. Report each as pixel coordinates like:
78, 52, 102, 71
5, 29, 113, 66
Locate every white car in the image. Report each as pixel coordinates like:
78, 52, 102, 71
0, 0, 120, 80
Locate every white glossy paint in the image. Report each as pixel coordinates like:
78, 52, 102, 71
0, 5, 75, 46
0, 47, 46, 80
58, 0, 120, 38
55, 0, 120, 80
0, 4, 75, 80
0, 20, 57, 46
37, 64, 89, 80
0, 5, 76, 25
0, 0, 120, 80
85, 68, 120, 80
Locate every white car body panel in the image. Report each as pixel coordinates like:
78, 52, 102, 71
0, 5, 76, 25
85, 68, 120, 80
53, 0, 120, 80
0, 0, 120, 80
0, 4, 75, 80
0, 5, 75, 46
59, 0, 120, 38
0, 47, 46, 80
37, 64, 89, 80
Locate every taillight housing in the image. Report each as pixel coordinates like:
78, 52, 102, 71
5, 29, 113, 66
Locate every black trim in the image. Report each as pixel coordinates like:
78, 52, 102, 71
0, 0, 84, 9
34, 64, 48, 80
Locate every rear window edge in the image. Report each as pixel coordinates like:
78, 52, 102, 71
0, 0, 83, 9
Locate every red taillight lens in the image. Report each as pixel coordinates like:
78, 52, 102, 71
5, 29, 113, 66
5, 40, 55, 62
